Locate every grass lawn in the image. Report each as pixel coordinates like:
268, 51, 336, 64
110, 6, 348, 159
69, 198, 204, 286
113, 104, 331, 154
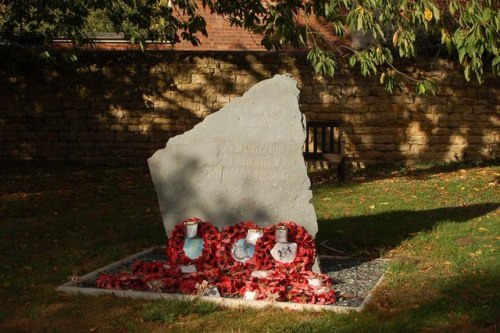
0, 162, 498, 332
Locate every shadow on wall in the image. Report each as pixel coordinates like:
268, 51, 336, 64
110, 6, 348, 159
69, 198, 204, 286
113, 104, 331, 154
310, 60, 499, 167
316, 202, 499, 255
0, 49, 498, 166
0, 50, 282, 166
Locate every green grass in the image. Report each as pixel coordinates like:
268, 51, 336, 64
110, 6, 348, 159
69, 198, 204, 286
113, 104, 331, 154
141, 299, 219, 324
0, 162, 498, 332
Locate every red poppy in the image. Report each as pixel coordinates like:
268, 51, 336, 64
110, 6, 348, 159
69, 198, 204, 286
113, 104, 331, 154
287, 270, 336, 304
179, 278, 201, 295
96, 273, 146, 291
161, 277, 179, 292
216, 276, 244, 297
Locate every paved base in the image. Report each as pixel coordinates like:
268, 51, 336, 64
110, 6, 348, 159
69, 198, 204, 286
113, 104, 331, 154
57, 247, 387, 312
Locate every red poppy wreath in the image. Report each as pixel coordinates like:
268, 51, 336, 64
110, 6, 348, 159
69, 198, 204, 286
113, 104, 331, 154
239, 268, 289, 301
177, 263, 221, 295
262, 221, 317, 272
287, 270, 336, 304
167, 218, 219, 266
96, 272, 145, 291
215, 221, 269, 274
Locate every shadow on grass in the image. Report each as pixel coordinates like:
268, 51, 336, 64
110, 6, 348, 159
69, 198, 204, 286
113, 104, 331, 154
385, 273, 500, 333
316, 203, 499, 256
271, 270, 499, 333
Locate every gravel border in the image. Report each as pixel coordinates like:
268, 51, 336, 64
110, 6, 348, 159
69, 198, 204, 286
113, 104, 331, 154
320, 256, 388, 307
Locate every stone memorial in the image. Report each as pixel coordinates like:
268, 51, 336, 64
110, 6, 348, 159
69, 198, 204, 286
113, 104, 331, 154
148, 74, 318, 238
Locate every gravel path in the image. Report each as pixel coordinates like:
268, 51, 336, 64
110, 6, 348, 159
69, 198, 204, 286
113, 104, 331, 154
82, 248, 387, 308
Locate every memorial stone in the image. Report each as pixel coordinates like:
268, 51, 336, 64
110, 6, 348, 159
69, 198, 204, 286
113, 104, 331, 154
148, 74, 318, 238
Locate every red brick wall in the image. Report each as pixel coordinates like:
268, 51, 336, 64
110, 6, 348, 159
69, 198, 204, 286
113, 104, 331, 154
51, 1, 458, 52
52, 4, 342, 51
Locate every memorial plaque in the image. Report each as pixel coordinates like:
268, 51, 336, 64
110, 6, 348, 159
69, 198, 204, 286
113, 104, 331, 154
148, 74, 318, 238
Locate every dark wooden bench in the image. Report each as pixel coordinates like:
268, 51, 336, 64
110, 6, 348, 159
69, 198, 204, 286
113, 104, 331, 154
303, 120, 346, 181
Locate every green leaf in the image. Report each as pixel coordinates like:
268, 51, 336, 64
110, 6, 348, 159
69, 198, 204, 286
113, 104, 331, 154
357, 14, 363, 31
449, 1, 456, 16
464, 64, 471, 81
492, 56, 500, 76
392, 30, 400, 47
314, 60, 322, 74
326, 63, 334, 77
458, 47, 466, 63
432, 5, 440, 21
417, 82, 426, 95
493, 55, 500, 67
349, 55, 357, 67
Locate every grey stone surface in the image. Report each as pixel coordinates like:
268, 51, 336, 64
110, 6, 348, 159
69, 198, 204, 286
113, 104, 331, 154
148, 74, 317, 237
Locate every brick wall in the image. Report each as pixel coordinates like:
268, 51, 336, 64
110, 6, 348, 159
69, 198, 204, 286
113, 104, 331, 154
0, 51, 498, 167
50, 5, 342, 52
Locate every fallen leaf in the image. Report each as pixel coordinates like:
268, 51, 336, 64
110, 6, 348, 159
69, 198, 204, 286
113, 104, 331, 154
342, 292, 355, 299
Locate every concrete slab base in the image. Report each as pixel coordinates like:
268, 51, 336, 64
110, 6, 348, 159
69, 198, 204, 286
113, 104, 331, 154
57, 247, 387, 313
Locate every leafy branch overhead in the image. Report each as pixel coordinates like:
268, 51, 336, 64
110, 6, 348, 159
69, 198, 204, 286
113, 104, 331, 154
1, 0, 498, 95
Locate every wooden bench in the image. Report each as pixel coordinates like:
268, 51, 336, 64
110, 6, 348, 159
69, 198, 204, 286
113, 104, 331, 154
303, 120, 346, 181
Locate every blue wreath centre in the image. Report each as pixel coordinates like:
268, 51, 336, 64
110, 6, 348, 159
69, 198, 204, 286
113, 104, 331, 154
183, 236, 204, 260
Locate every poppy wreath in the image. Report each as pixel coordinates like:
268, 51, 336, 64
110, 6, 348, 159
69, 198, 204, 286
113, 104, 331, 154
215, 221, 267, 274
167, 218, 219, 266
249, 227, 277, 270
287, 270, 333, 289
131, 260, 177, 277
130, 260, 181, 293
176, 263, 221, 295
179, 263, 221, 283
178, 276, 204, 295
216, 275, 245, 297
247, 268, 289, 286
141, 274, 179, 293
239, 280, 287, 302
239, 269, 289, 301
96, 272, 145, 291
287, 271, 336, 304
239, 281, 266, 300
263, 221, 316, 271
287, 284, 336, 304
